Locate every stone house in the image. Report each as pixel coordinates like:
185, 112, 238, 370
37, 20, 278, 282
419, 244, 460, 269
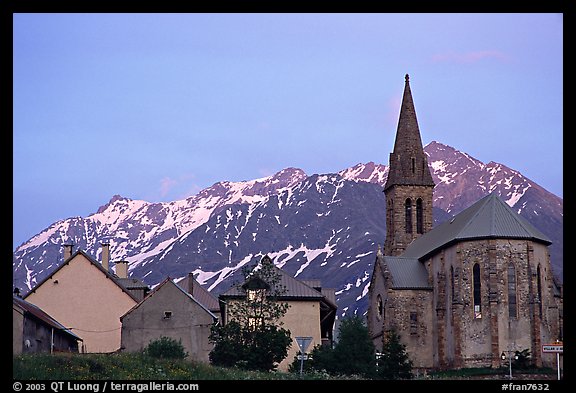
13, 293, 83, 354
367, 75, 563, 370
120, 275, 218, 363
23, 244, 149, 353
218, 255, 337, 371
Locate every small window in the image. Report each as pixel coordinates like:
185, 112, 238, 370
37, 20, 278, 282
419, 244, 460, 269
411, 157, 416, 174
247, 289, 266, 302
376, 295, 383, 320
410, 311, 418, 335
163, 311, 172, 319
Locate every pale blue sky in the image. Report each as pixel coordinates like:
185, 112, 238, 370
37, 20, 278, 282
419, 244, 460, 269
13, 13, 563, 250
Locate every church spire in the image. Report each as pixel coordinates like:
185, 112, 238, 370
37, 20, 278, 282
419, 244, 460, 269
384, 74, 435, 192
383, 75, 435, 256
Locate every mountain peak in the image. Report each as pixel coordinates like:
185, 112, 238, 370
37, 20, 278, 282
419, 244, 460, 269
96, 194, 131, 214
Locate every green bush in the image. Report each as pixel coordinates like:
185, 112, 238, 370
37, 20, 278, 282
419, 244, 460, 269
144, 337, 188, 360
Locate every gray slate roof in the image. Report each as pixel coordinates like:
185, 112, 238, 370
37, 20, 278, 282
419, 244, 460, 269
120, 278, 218, 321
220, 258, 337, 309
175, 275, 220, 313
379, 256, 432, 290
403, 193, 552, 261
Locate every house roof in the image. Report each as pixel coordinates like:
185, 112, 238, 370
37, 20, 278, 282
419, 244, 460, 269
13, 295, 83, 341
175, 275, 220, 313
402, 193, 552, 261
378, 256, 431, 290
220, 257, 337, 310
24, 249, 144, 303
120, 277, 218, 321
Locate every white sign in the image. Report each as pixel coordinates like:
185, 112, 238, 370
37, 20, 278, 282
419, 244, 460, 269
542, 344, 563, 353
295, 336, 313, 354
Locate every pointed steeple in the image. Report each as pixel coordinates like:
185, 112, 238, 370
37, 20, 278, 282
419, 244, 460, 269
384, 74, 435, 191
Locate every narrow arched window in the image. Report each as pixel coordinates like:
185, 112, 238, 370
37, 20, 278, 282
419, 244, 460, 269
416, 198, 424, 234
508, 263, 517, 318
537, 264, 543, 317
450, 266, 455, 303
376, 294, 383, 320
405, 198, 412, 234
473, 263, 481, 319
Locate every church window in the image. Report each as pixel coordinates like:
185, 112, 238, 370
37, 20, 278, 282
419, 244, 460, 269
410, 311, 418, 335
416, 198, 424, 234
405, 199, 412, 233
536, 264, 542, 317
450, 266, 455, 303
411, 157, 416, 174
473, 263, 482, 319
508, 263, 517, 319
376, 294, 383, 320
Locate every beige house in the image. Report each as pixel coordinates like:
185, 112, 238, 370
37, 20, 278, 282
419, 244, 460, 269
120, 275, 218, 363
23, 244, 149, 353
218, 255, 337, 371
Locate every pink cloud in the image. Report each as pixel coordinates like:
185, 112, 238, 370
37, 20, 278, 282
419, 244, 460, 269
432, 50, 509, 64
159, 177, 178, 198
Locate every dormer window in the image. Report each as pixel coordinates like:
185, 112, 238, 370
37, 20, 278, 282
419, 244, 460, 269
247, 289, 266, 302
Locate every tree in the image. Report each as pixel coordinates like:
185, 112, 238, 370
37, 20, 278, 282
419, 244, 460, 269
209, 255, 292, 372
331, 315, 376, 377
377, 329, 413, 380
289, 315, 376, 378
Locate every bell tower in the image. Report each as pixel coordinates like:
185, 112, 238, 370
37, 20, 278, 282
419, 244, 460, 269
383, 75, 435, 256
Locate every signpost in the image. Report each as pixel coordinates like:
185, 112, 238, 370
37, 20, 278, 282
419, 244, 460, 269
295, 337, 313, 377
542, 342, 563, 380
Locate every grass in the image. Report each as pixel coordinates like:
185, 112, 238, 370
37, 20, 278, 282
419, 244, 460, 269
13, 353, 558, 380
13, 352, 330, 380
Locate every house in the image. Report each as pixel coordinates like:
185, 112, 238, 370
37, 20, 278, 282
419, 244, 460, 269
23, 244, 149, 353
367, 75, 563, 369
120, 274, 218, 363
13, 293, 83, 354
218, 255, 337, 371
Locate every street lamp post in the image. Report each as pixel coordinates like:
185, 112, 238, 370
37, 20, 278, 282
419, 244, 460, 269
501, 350, 518, 379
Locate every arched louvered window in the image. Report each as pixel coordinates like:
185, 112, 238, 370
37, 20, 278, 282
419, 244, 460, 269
416, 198, 424, 234
473, 263, 482, 319
537, 264, 543, 317
405, 198, 412, 234
450, 266, 455, 303
508, 263, 517, 318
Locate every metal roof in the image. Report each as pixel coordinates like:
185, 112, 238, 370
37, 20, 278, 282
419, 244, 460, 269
220, 258, 337, 309
402, 193, 552, 261
175, 275, 220, 313
379, 256, 432, 290
120, 278, 218, 321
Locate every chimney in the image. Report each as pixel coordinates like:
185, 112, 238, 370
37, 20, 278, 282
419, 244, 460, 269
188, 272, 194, 296
101, 243, 110, 271
115, 260, 128, 279
63, 243, 74, 261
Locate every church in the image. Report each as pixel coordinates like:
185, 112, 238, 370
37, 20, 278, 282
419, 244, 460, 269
367, 75, 563, 369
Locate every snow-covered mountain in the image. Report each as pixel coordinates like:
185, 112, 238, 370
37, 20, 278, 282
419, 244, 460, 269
13, 141, 563, 318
